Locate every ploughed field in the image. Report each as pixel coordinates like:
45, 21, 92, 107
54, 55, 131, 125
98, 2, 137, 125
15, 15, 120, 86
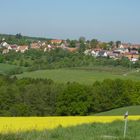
16, 68, 140, 84
0, 116, 140, 140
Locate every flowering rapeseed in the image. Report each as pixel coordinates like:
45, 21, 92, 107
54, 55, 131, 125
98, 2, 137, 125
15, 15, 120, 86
0, 116, 140, 133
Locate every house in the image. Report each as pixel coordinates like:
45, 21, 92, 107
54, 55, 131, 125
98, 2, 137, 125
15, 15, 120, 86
58, 43, 68, 49
2, 49, 9, 54
84, 49, 91, 55
108, 52, 119, 59
119, 44, 130, 49
66, 47, 78, 52
84, 49, 97, 57
123, 53, 139, 61
1, 42, 10, 48
51, 39, 62, 44
17, 45, 28, 53
97, 50, 108, 57
56, 43, 69, 50
113, 48, 129, 54
91, 50, 96, 56
40, 41, 46, 46
119, 44, 125, 49
44, 47, 47, 52
130, 48, 139, 54
131, 58, 139, 62
7, 45, 18, 50
30, 42, 41, 49
44, 44, 53, 52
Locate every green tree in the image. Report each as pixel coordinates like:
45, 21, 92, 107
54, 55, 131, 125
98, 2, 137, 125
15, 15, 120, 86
116, 41, 121, 48
90, 39, 98, 48
79, 36, 86, 43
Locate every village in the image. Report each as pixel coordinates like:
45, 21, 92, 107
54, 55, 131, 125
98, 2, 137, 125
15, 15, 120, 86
0, 37, 140, 63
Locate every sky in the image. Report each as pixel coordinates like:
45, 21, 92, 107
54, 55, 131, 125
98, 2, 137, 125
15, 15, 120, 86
0, 0, 140, 43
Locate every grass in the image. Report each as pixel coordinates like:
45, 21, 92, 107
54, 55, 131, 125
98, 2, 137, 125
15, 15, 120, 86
0, 63, 26, 74
16, 68, 140, 84
0, 120, 140, 140
95, 106, 140, 116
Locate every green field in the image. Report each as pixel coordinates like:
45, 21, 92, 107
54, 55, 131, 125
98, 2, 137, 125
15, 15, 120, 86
95, 106, 140, 116
0, 63, 26, 75
1, 120, 140, 140
0, 63, 18, 73
16, 68, 140, 84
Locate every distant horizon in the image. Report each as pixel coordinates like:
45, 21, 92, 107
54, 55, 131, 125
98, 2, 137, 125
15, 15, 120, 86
1, 32, 140, 45
0, 0, 140, 44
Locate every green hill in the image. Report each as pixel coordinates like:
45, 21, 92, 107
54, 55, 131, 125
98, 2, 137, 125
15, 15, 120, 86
95, 106, 140, 116
0, 33, 50, 41
16, 68, 140, 84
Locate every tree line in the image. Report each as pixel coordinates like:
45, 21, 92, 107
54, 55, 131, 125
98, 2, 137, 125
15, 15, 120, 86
0, 75, 140, 116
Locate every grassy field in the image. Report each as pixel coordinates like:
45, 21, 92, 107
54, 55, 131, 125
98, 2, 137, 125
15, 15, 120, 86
95, 106, 140, 116
16, 68, 140, 84
0, 63, 26, 74
0, 120, 140, 140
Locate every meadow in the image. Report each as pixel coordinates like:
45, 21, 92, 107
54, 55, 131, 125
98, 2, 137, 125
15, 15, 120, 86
95, 106, 140, 116
16, 68, 140, 84
0, 64, 18, 74
0, 63, 26, 75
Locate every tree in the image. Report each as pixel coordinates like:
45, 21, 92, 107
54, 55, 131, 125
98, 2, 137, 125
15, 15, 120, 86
90, 39, 98, 48
79, 41, 86, 53
116, 41, 121, 48
69, 40, 77, 48
16, 33, 22, 39
99, 42, 109, 50
79, 36, 86, 43
138, 48, 140, 53
108, 41, 114, 49
56, 83, 90, 115
108, 41, 114, 46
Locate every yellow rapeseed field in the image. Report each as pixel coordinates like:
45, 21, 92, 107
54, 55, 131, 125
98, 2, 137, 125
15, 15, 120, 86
0, 116, 140, 133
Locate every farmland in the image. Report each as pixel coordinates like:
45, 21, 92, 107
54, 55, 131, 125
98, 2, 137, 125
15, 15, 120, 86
16, 68, 140, 84
0, 117, 140, 140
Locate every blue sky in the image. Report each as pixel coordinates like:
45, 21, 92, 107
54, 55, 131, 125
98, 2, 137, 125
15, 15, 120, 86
0, 0, 140, 43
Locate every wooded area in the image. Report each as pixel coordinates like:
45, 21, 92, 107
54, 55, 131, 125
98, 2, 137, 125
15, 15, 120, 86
0, 75, 140, 116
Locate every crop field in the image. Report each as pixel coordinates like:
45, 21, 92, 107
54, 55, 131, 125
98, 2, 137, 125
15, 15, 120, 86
0, 116, 140, 134
0, 116, 140, 140
16, 68, 140, 84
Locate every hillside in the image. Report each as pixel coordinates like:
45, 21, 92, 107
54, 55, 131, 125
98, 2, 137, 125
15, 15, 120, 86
0, 33, 50, 41
16, 68, 140, 84
95, 106, 140, 116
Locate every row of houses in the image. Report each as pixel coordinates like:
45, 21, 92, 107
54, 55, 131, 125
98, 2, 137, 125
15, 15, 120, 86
84, 46, 140, 62
0, 38, 140, 62
1, 43, 29, 54
0, 39, 79, 54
